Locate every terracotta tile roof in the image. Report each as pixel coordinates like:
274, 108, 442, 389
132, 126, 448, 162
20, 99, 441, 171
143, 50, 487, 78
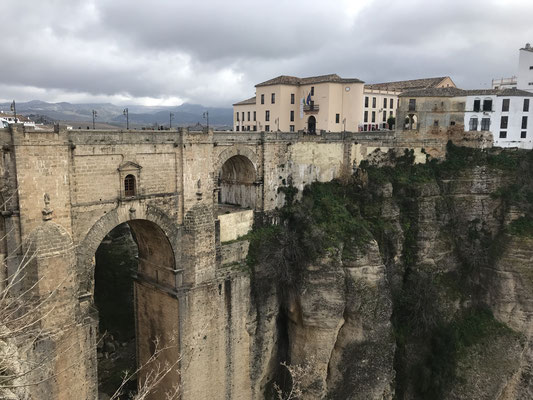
366, 76, 454, 91
400, 87, 533, 98
233, 96, 256, 106
465, 88, 533, 97
399, 87, 466, 97
255, 73, 364, 87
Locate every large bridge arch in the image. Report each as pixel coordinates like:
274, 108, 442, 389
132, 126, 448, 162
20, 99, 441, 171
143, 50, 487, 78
77, 202, 184, 398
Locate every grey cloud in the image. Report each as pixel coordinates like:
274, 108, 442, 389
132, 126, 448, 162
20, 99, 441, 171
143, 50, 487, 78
0, 0, 532, 107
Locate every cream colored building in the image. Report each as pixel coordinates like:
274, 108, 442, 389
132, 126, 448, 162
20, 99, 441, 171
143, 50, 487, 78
362, 76, 456, 131
233, 74, 364, 133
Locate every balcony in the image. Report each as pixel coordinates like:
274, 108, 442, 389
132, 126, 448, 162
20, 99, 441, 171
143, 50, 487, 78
303, 103, 319, 113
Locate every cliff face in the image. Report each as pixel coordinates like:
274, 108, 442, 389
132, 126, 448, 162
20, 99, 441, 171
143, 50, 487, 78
248, 145, 533, 399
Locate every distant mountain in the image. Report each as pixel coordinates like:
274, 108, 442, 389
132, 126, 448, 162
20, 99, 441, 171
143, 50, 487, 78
0, 100, 233, 127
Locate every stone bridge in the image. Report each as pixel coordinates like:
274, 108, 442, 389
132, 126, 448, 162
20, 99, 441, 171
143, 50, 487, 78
0, 125, 444, 399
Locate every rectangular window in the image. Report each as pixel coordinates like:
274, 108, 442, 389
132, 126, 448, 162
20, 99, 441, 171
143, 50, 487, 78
389, 111, 393, 118
383, 98, 387, 108
408, 99, 416, 111
469, 118, 478, 131
372, 111, 376, 123
521, 131, 527, 138
524, 99, 530, 112
290, 125, 295, 132
265, 110, 270, 121
247, 111, 250, 121
365, 96, 369, 107
500, 116, 508, 129
383, 111, 386, 122
522, 116, 528, 129
336, 113, 340, 123
247, 126, 250, 131
502, 98, 510, 112
530, 66, 533, 70
236, 112, 239, 121
390, 98, 394, 109
500, 131, 507, 138
236, 126, 239, 131
271, 93, 275, 104
265, 125, 270, 132
311, 86, 314, 96
473, 99, 481, 112
291, 93, 295, 104
434, 120, 439, 127
290, 110, 294, 122
261, 94, 264, 104
481, 118, 490, 131
364, 111, 368, 123
253, 111, 256, 121
483, 99, 492, 111
253, 125, 257, 131
242, 112, 244, 121
372, 97, 376, 108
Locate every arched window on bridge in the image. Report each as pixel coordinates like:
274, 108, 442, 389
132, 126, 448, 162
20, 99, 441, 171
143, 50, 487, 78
124, 174, 136, 197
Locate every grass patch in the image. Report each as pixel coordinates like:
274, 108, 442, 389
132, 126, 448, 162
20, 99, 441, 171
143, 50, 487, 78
508, 216, 533, 237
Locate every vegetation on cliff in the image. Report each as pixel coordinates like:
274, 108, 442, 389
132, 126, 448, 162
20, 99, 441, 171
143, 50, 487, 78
247, 142, 532, 399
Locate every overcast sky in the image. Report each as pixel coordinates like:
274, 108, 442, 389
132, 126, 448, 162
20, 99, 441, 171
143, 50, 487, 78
1, 0, 532, 107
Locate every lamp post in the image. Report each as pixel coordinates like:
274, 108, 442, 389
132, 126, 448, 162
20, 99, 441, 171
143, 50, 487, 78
202, 111, 209, 131
92, 110, 97, 129
10, 100, 17, 123
170, 112, 174, 129
123, 108, 129, 130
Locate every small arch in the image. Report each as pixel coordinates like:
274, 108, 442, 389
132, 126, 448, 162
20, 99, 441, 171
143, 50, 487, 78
308, 115, 316, 134
124, 174, 136, 197
404, 114, 418, 130
218, 155, 256, 208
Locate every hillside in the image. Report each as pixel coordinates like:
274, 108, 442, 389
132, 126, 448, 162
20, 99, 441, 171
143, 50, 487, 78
0, 100, 233, 127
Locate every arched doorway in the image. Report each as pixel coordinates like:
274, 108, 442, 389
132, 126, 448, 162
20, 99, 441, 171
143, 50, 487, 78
218, 155, 256, 209
93, 219, 179, 400
308, 115, 316, 134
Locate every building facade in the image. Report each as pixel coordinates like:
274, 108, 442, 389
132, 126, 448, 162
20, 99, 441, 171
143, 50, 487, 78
234, 75, 457, 134
517, 43, 533, 92
465, 89, 533, 149
233, 74, 364, 133
362, 76, 456, 131
397, 87, 533, 149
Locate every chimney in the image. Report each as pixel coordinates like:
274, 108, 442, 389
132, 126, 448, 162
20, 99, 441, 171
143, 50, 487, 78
526, 43, 531, 50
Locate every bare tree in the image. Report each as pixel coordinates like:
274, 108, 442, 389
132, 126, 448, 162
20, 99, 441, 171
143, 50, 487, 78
274, 360, 314, 400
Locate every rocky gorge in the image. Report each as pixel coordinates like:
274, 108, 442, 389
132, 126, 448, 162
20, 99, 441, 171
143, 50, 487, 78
245, 143, 533, 399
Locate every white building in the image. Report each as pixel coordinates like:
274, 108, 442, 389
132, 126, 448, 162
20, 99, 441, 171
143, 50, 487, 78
517, 43, 533, 92
464, 88, 533, 149
0, 113, 35, 128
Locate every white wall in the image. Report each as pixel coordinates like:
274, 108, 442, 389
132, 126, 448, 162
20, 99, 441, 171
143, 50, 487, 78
517, 47, 533, 93
465, 95, 533, 149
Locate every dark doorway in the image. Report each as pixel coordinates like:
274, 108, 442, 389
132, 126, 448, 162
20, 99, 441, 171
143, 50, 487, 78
94, 223, 138, 398
308, 115, 316, 134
